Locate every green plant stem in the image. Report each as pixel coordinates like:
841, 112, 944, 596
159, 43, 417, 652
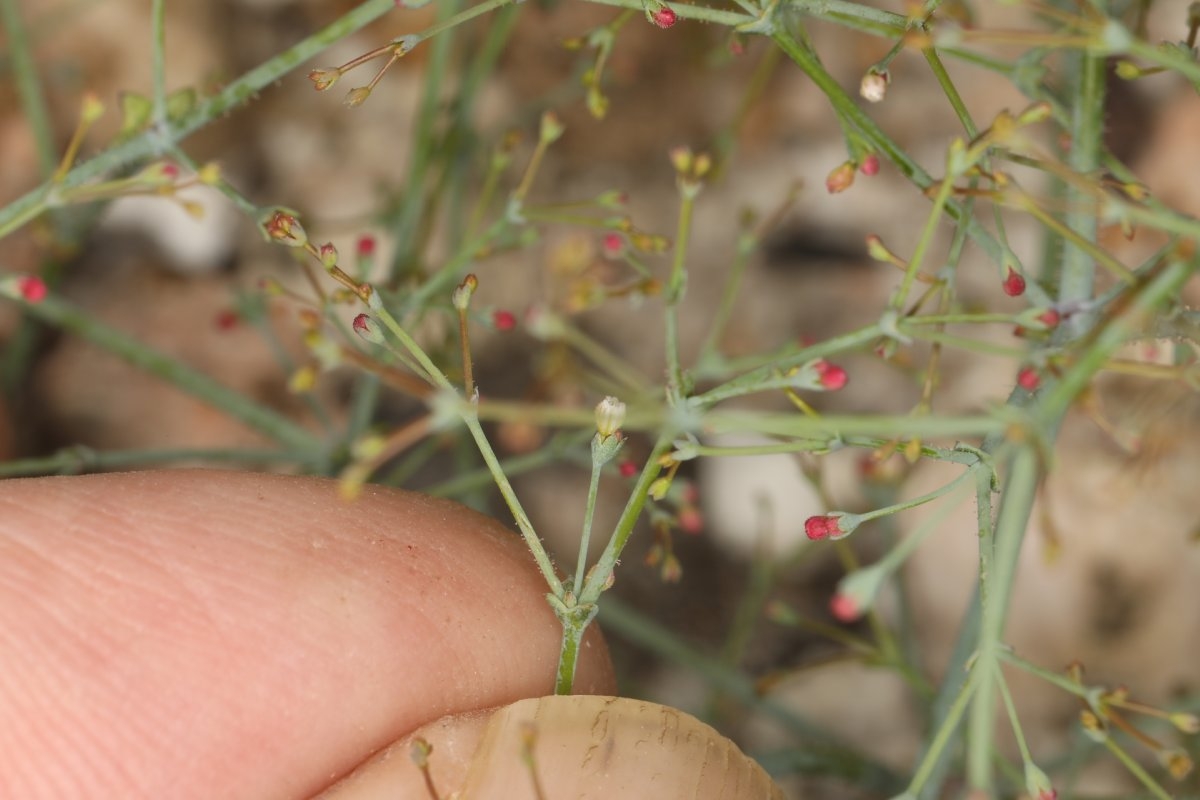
373, 299, 564, 594
8, 293, 323, 457
705, 409, 1007, 440
0, 0, 399, 240
150, 0, 167, 127
907, 659, 980, 796
791, 0, 907, 32
998, 649, 1091, 699
0, 0, 57, 178
901, 313, 1023, 326
460, 408, 564, 596
996, 670, 1034, 766
664, 186, 697, 400
573, 444, 604, 597
1055, 21, 1107, 339
898, 328, 1027, 359
1102, 738, 1173, 800
580, 433, 673, 603
673, 440, 834, 459
412, 0, 516, 42
923, 46, 976, 138
871, 464, 979, 574
892, 168, 956, 312
552, 598, 599, 695
967, 445, 1039, 793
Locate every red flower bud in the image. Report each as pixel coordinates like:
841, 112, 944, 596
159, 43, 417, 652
859, 155, 880, 176
805, 515, 840, 541
618, 460, 638, 478
319, 242, 338, 270
805, 512, 861, 541
1002, 265, 1026, 297
830, 592, 861, 622
493, 310, 517, 331
356, 235, 376, 257
1037, 308, 1061, 328
650, 6, 677, 27
602, 232, 624, 258
814, 359, 848, 390
17, 275, 47, 303
352, 313, 385, 345
1017, 366, 1040, 391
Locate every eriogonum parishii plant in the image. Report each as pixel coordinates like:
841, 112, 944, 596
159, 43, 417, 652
2, 0, 1200, 797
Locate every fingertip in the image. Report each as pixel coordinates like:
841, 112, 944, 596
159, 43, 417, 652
0, 470, 615, 799
319, 696, 785, 800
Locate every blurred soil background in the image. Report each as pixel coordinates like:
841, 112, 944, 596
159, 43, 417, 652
3, 0, 1200, 796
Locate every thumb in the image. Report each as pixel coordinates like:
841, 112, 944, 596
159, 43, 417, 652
320, 695, 784, 799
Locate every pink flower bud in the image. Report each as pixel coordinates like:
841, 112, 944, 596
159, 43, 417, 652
1017, 366, 1040, 391
319, 242, 338, 270
618, 460, 638, 478
492, 309, 517, 331
805, 512, 861, 541
813, 359, 848, 390
829, 592, 861, 622
859, 154, 880, 176
650, 6, 677, 27
805, 515, 841, 541
1038, 309, 1061, 328
602, 232, 624, 258
356, 235, 376, 257
17, 275, 47, 303
352, 313, 385, 345
1002, 265, 1026, 297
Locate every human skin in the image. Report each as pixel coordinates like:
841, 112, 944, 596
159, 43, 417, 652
0, 469, 616, 798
